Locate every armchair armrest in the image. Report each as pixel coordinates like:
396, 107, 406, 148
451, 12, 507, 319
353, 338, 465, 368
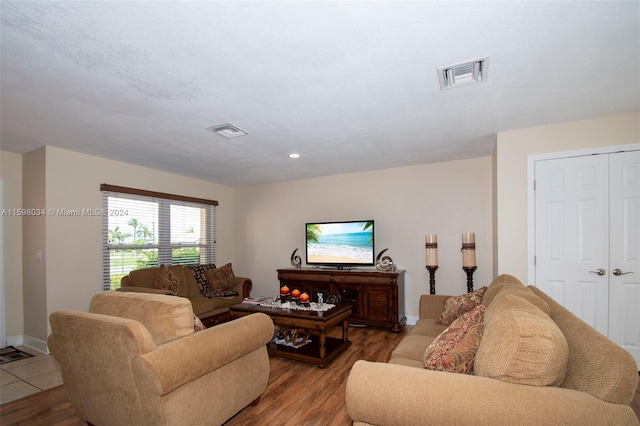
116, 286, 174, 296
133, 313, 274, 395
236, 276, 252, 299
346, 361, 638, 425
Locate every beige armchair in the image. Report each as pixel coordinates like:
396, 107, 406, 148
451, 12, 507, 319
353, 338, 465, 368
48, 292, 274, 426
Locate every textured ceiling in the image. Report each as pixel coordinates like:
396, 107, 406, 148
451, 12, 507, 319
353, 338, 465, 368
1, 1, 639, 186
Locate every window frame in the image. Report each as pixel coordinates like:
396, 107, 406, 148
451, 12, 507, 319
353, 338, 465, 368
101, 184, 217, 291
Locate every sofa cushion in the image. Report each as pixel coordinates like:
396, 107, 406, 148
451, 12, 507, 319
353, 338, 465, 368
189, 293, 242, 317
128, 265, 189, 298
89, 292, 195, 345
474, 290, 568, 386
390, 335, 437, 363
410, 318, 448, 338
207, 263, 236, 293
483, 275, 551, 316
437, 286, 487, 326
482, 274, 520, 307
424, 304, 485, 374
154, 264, 180, 295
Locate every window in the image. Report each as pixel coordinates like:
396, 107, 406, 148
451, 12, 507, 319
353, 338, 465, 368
101, 184, 217, 290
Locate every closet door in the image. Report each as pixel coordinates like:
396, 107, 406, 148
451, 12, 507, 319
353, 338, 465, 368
534, 155, 610, 336
608, 151, 640, 364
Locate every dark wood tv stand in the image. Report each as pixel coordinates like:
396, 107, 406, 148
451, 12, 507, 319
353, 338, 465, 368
277, 268, 406, 332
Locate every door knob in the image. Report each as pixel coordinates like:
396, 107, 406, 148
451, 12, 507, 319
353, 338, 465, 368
612, 269, 633, 276
589, 268, 606, 276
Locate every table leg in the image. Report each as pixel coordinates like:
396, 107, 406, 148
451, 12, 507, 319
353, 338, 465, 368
319, 331, 326, 359
342, 319, 349, 341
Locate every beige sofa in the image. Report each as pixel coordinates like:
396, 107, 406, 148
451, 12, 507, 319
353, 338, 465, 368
48, 291, 274, 426
118, 264, 252, 327
346, 274, 639, 425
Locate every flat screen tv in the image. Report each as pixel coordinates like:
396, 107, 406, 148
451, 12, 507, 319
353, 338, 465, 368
305, 220, 375, 269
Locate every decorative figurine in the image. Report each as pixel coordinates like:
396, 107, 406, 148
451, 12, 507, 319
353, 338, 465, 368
375, 248, 394, 272
290, 248, 302, 269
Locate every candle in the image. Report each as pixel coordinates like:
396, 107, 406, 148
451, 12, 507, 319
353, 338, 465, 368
462, 232, 476, 267
425, 234, 438, 267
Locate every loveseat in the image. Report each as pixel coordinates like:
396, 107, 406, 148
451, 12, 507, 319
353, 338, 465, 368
48, 291, 274, 426
118, 264, 252, 327
346, 274, 639, 425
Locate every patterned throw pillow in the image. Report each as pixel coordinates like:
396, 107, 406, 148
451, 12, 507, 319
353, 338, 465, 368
153, 264, 180, 295
206, 263, 236, 293
187, 264, 217, 294
424, 304, 486, 374
437, 286, 488, 326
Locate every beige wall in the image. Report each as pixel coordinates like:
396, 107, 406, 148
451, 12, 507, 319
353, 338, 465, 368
495, 113, 640, 280
234, 157, 494, 321
23, 146, 235, 343
1, 151, 24, 340
22, 147, 48, 344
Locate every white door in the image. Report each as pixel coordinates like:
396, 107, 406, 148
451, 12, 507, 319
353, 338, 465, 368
534, 155, 610, 336
608, 151, 640, 364
534, 149, 640, 367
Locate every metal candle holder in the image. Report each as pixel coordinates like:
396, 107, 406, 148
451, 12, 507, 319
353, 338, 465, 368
426, 266, 438, 295
463, 266, 477, 293
425, 236, 438, 294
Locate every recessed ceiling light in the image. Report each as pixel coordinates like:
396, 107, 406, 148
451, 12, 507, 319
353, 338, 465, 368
206, 123, 248, 139
289, 153, 301, 159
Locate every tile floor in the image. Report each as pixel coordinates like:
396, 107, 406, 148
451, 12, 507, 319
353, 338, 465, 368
0, 346, 62, 405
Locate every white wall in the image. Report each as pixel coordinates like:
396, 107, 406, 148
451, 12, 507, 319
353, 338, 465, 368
23, 146, 235, 343
495, 113, 640, 280
234, 157, 493, 322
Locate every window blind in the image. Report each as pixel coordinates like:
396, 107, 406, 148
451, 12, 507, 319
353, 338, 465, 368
101, 184, 216, 291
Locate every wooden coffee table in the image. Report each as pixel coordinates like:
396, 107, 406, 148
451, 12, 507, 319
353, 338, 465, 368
229, 302, 352, 368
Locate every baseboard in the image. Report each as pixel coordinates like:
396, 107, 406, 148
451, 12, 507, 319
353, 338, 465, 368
6, 335, 23, 348
22, 335, 49, 354
406, 316, 418, 326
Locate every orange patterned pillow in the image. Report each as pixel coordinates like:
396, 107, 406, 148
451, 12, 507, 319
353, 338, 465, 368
424, 304, 485, 374
154, 264, 180, 295
437, 286, 487, 326
206, 263, 236, 293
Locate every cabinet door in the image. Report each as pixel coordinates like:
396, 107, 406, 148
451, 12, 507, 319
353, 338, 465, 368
337, 285, 362, 319
364, 286, 392, 323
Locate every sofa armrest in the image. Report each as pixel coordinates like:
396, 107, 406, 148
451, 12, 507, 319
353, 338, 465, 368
133, 313, 273, 395
346, 361, 639, 426
418, 294, 450, 319
116, 286, 174, 296
236, 276, 252, 299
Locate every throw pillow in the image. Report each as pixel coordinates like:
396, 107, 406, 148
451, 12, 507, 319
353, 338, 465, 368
194, 314, 206, 332
187, 263, 217, 294
437, 286, 487, 326
154, 264, 180, 295
424, 304, 485, 374
206, 263, 236, 293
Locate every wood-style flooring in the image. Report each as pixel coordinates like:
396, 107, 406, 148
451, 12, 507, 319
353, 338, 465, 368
1, 325, 639, 426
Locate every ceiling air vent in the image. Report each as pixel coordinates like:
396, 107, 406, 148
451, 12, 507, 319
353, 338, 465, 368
437, 57, 489, 90
206, 123, 248, 139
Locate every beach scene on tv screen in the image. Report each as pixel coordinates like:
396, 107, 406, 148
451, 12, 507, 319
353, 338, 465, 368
306, 221, 373, 264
